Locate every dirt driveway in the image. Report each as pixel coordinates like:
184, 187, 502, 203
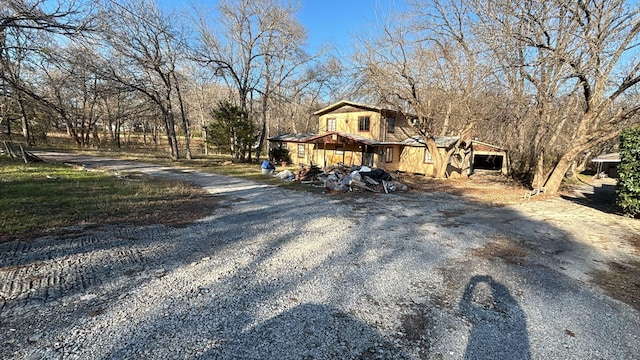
1, 152, 639, 359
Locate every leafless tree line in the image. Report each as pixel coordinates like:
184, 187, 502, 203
1, 0, 638, 193
0, 0, 341, 161
354, 0, 639, 193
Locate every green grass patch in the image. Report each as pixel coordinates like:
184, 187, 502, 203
0, 156, 218, 242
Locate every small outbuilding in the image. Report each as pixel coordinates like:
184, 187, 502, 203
591, 152, 621, 178
469, 140, 510, 176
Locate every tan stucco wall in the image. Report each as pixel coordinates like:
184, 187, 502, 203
318, 110, 414, 143
398, 146, 442, 176
279, 142, 314, 165
319, 110, 382, 139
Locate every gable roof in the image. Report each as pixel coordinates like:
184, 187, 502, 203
313, 100, 394, 116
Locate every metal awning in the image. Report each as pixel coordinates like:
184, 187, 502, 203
591, 152, 621, 163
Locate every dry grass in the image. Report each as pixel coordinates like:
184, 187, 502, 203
398, 172, 533, 206
0, 156, 220, 243
590, 260, 640, 311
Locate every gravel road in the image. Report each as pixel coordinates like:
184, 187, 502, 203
2, 152, 639, 359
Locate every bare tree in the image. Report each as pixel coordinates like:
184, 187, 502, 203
0, 25, 34, 143
0, 0, 95, 144
355, 2, 483, 178
39, 44, 104, 147
196, 0, 309, 162
359, 0, 639, 190
100, 0, 192, 160
0, 0, 92, 37
472, 0, 640, 193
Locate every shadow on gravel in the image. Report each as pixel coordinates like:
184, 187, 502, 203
560, 181, 618, 214
205, 303, 410, 359
460, 275, 530, 360
3, 155, 639, 360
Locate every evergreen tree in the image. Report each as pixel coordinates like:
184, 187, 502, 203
208, 101, 256, 162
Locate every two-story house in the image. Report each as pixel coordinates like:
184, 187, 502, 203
268, 100, 508, 176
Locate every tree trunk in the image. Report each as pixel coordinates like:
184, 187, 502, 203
574, 150, 592, 175
162, 94, 179, 160
429, 143, 447, 178
543, 145, 586, 195
256, 95, 267, 160
163, 110, 179, 161
173, 74, 192, 160
17, 96, 31, 145
543, 155, 573, 195
6, 115, 11, 138
531, 151, 545, 190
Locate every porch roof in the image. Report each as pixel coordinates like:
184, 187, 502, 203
268, 133, 317, 143
304, 132, 398, 145
401, 135, 461, 148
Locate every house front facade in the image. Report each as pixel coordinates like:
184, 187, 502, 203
269, 100, 508, 177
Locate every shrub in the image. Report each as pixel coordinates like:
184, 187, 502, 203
269, 147, 291, 163
616, 127, 640, 217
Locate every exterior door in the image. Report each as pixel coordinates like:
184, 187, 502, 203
361, 145, 374, 167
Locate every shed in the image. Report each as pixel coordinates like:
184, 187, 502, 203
470, 140, 509, 175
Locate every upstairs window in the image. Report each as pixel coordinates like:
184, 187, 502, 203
327, 118, 336, 132
358, 116, 370, 132
387, 117, 395, 133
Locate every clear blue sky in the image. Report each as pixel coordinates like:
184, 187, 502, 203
297, 0, 403, 52
159, 0, 404, 54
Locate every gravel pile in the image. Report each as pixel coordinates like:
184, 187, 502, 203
2, 153, 639, 359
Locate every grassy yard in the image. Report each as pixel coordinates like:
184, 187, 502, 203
0, 156, 219, 242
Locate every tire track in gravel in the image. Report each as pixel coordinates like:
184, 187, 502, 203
0, 224, 180, 316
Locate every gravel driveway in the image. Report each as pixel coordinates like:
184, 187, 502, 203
2, 152, 639, 359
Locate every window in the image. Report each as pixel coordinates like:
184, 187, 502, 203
298, 144, 305, 158
358, 116, 370, 132
386, 147, 394, 163
387, 117, 395, 133
424, 148, 433, 163
327, 118, 336, 132
335, 146, 344, 155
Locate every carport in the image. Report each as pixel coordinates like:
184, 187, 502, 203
591, 152, 621, 178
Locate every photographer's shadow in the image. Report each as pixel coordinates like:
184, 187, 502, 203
459, 275, 531, 360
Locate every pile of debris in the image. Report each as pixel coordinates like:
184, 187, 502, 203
273, 163, 409, 193
2, 141, 42, 164
295, 164, 323, 182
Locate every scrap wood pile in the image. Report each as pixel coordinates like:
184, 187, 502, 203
273, 163, 409, 193
2, 141, 42, 164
